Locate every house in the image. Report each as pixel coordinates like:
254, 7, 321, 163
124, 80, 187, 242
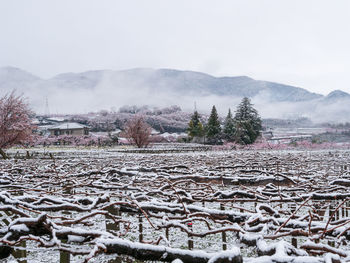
48, 122, 89, 136
34, 116, 68, 136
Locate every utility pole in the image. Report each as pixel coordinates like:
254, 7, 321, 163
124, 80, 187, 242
44, 96, 50, 117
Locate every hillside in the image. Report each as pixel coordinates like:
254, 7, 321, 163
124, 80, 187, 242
1, 66, 350, 122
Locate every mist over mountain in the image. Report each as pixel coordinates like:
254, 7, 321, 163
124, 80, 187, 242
323, 90, 350, 103
1, 66, 350, 123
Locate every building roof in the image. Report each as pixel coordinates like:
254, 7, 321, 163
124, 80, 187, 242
48, 122, 88, 130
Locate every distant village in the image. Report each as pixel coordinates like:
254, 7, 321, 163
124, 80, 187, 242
32, 112, 341, 147
32, 115, 186, 146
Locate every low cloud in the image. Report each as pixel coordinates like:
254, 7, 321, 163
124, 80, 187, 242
3, 68, 350, 123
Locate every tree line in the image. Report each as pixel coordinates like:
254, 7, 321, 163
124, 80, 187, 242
0, 92, 262, 156
188, 97, 262, 145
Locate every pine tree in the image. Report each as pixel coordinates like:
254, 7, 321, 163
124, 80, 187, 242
205, 105, 221, 144
223, 108, 235, 141
233, 97, 262, 144
187, 110, 204, 139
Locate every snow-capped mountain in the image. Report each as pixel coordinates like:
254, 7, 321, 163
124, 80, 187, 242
1, 66, 350, 122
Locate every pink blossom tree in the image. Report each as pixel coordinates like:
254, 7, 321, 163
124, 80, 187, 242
0, 92, 34, 159
122, 115, 152, 148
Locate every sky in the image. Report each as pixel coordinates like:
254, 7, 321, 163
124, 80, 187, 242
1, 0, 350, 95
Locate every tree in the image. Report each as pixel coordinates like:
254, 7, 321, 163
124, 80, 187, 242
223, 108, 235, 142
205, 105, 222, 144
0, 92, 34, 159
123, 115, 152, 148
187, 110, 204, 140
233, 97, 262, 144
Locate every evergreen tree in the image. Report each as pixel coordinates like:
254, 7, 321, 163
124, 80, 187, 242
223, 108, 235, 141
233, 97, 262, 144
205, 105, 221, 144
187, 110, 204, 139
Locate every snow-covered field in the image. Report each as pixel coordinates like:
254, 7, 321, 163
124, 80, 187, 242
1, 147, 350, 263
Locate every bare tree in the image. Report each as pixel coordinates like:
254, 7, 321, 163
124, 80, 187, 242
0, 92, 34, 159
123, 115, 152, 148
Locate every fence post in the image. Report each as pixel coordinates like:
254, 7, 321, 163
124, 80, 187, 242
106, 205, 120, 232
220, 203, 227, 250
60, 188, 71, 263
165, 227, 169, 241
60, 241, 70, 263
329, 202, 335, 222
139, 215, 143, 243
187, 222, 193, 250
12, 240, 27, 263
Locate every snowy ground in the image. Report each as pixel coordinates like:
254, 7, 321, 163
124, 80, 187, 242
1, 147, 350, 262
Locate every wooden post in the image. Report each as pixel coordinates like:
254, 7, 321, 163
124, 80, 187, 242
139, 215, 143, 243
187, 222, 193, 250
60, 193, 71, 263
165, 227, 169, 242
317, 203, 325, 222
329, 202, 335, 222
336, 201, 340, 221
221, 203, 227, 250
106, 205, 120, 232
12, 241, 27, 263
60, 243, 70, 263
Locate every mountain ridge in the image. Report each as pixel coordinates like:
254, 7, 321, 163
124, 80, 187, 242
1, 66, 350, 122
0, 66, 343, 101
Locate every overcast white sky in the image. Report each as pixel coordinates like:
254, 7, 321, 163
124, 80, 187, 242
1, 0, 350, 95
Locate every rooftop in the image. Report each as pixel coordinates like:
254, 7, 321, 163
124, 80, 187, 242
48, 122, 88, 130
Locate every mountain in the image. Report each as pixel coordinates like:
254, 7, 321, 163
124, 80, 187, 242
0, 67, 41, 91
85, 68, 323, 102
323, 90, 350, 102
48, 70, 110, 90
0, 66, 350, 122
0, 67, 323, 101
